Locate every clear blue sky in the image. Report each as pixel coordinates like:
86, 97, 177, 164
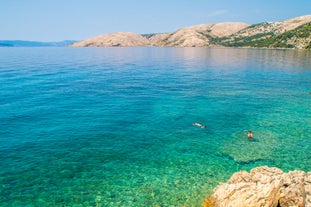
1, 0, 310, 41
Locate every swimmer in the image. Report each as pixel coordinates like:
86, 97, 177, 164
248, 130, 253, 139
193, 122, 206, 128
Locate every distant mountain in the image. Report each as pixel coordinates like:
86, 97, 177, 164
0, 40, 76, 47
71, 32, 149, 47
70, 14, 311, 49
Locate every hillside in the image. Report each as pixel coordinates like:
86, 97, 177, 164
211, 22, 311, 49
70, 32, 149, 47
211, 15, 311, 49
70, 14, 311, 49
149, 22, 249, 47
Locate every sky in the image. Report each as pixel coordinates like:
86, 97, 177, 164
1, 0, 310, 41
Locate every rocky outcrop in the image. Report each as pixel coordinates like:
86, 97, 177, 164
202, 166, 311, 207
70, 32, 149, 47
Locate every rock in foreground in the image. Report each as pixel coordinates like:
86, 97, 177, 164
202, 166, 311, 207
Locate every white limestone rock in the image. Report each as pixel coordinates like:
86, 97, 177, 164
202, 166, 311, 207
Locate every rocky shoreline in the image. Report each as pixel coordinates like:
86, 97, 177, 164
201, 166, 311, 207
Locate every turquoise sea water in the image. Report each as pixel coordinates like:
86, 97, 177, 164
0, 47, 310, 206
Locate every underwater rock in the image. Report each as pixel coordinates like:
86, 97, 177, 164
201, 166, 311, 207
218, 130, 279, 164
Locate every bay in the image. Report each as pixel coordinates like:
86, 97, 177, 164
0, 47, 310, 206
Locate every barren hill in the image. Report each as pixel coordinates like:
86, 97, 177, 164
149, 22, 249, 47
150, 24, 215, 47
71, 32, 149, 47
70, 14, 311, 49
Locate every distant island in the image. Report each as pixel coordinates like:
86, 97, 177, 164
0, 40, 76, 47
71, 14, 311, 49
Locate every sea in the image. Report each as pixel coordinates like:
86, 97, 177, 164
0, 47, 310, 207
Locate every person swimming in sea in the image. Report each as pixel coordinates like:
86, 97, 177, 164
247, 130, 253, 139
193, 122, 206, 128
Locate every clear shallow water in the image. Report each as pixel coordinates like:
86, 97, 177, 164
0, 47, 310, 206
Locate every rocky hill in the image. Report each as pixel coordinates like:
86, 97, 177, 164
71, 14, 311, 49
212, 14, 311, 49
70, 32, 149, 47
147, 22, 249, 47
202, 166, 311, 207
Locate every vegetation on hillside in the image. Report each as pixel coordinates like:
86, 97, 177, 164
70, 15, 311, 49
210, 22, 311, 49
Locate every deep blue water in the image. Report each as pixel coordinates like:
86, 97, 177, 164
0, 47, 310, 206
